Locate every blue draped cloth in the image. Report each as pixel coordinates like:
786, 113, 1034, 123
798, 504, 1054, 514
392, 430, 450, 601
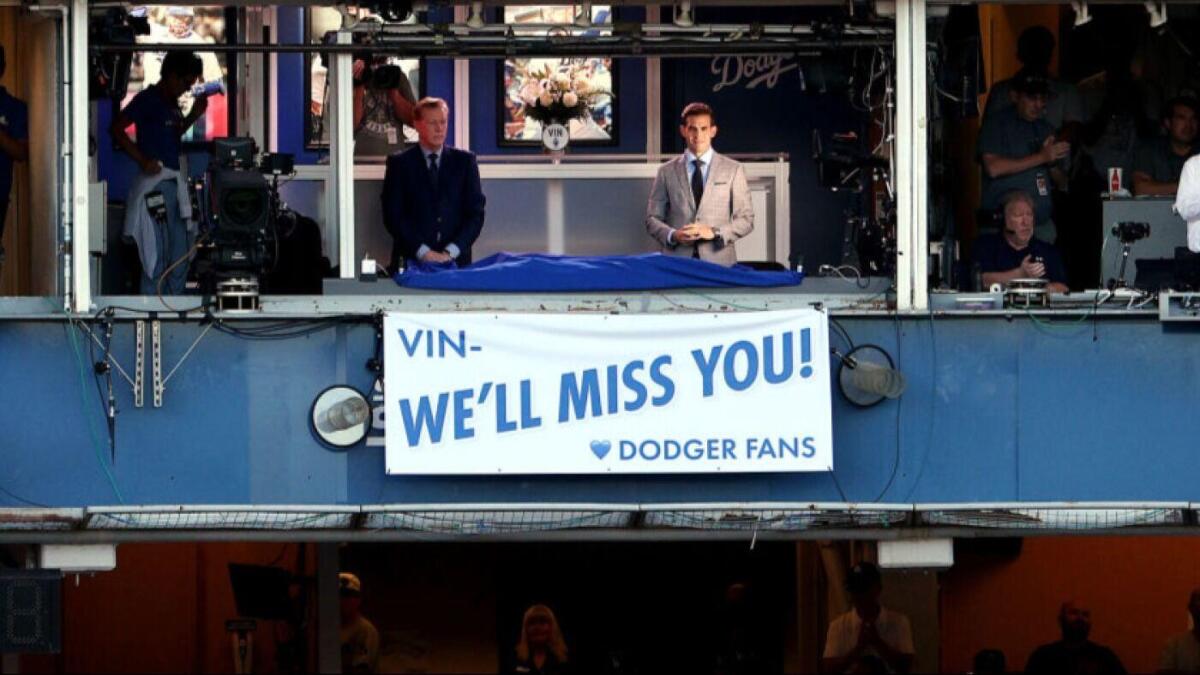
394, 253, 804, 292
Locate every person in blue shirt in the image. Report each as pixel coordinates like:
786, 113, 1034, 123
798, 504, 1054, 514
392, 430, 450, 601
973, 189, 1069, 293
0, 45, 29, 269
110, 51, 205, 294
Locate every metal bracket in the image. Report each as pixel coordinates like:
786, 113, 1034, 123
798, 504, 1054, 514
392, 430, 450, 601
134, 321, 144, 408
152, 320, 162, 408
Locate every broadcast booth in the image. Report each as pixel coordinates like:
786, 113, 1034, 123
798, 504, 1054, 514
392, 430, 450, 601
9, 0, 1200, 673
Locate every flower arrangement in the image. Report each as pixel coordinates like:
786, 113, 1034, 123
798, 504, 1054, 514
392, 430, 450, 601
516, 62, 607, 127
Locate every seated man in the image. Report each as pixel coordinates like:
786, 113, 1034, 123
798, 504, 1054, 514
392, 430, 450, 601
978, 68, 1069, 244
1025, 600, 1125, 674
973, 190, 1068, 293
1134, 96, 1199, 197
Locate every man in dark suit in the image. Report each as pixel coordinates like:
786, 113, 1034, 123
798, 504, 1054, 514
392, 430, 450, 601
382, 97, 486, 271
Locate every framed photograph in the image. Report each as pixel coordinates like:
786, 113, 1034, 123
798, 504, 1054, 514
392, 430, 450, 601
123, 5, 234, 145
499, 5, 617, 147
305, 6, 423, 157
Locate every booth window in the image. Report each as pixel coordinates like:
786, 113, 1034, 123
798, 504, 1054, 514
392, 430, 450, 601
304, 6, 423, 157
123, 5, 232, 146
499, 4, 617, 147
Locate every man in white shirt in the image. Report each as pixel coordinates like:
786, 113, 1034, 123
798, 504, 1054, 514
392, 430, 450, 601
822, 561, 915, 674
1176, 155, 1200, 253
1160, 589, 1200, 674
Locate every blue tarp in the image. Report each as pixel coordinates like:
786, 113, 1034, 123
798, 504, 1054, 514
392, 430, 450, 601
393, 253, 804, 291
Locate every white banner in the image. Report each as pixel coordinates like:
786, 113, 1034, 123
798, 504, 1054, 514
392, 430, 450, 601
383, 310, 832, 475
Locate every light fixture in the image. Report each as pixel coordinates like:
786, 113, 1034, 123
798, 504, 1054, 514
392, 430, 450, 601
1144, 0, 1167, 29
311, 385, 371, 448
673, 1, 694, 28
466, 1, 485, 29
574, 2, 592, 28
1070, 1, 1092, 27
834, 345, 906, 407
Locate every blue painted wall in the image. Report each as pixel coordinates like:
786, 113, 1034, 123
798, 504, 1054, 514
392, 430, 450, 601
2, 316, 1198, 507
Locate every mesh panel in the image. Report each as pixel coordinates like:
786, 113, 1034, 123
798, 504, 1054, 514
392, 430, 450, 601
86, 509, 356, 530
921, 507, 1187, 530
643, 508, 911, 531
363, 509, 633, 534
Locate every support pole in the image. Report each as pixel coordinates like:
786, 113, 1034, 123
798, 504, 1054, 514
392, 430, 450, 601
894, 0, 928, 311
329, 31, 355, 278
69, 0, 90, 312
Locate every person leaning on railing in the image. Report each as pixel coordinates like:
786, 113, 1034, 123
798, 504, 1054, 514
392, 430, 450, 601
973, 189, 1069, 294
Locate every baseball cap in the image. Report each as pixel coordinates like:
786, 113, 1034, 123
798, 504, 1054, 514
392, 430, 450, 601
845, 561, 882, 593
338, 572, 362, 596
1011, 68, 1053, 97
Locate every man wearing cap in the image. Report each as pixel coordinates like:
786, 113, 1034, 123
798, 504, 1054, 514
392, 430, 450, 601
1133, 97, 1199, 197
983, 26, 1084, 133
339, 572, 380, 674
0, 45, 28, 273
978, 68, 1070, 244
822, 562, 915, 674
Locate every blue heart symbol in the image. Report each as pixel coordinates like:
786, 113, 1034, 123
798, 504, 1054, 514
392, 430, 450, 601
590, 440, 612, 460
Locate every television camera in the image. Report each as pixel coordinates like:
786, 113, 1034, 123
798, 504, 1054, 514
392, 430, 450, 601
193, 138, 297, 306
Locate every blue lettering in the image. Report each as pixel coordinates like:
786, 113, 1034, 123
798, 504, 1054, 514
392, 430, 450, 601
763, 333, 793, 384
802, 436, 817, 458
724, 340, 759, 392
520, 379, 542, 429
758, 438, 777, 458
685, 440, 703, 459
495, 384, 517, 433
606, 364, 619, 415
452, 389, 475, 440
559, 369, 602, 422
619, 440, 636, 459
800, 327, 813, 378
398, 329, 424, 357
780, 436, 800, 458
691, 346, 722, 397
722, 439, 736, 459
439, 330, 467, 358
622, 360, 648, 412
398, 392, 449, 446
650, 356, 675, 405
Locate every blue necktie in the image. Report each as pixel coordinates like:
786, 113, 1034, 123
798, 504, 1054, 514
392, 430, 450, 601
428, 152, 439, 190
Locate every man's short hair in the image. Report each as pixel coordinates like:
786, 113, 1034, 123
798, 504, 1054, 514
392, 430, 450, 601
1001, 189, 1036, 214
338, 572, 362, 597
1162, 96, 1199, 122
160, 51, 203, 80
680, 102, 716, 125
413, 96, 449, 121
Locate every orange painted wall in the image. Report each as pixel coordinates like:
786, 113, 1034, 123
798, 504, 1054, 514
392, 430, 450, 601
19, 543, 314, 674
941, 536, 1200, 674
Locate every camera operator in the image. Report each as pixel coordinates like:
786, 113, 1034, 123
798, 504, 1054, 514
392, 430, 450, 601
110, 50, 205, 295
0, 45, 28, 272
352, 52, 416, 156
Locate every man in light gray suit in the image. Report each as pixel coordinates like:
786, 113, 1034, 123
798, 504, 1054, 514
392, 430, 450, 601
646, 102, 754, 266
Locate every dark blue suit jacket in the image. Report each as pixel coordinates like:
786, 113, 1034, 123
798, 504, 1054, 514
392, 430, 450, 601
382, 145, 486, 270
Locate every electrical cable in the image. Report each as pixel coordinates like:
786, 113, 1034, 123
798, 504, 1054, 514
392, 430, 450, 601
871, 314, 903, 502
65, 321, 126, 504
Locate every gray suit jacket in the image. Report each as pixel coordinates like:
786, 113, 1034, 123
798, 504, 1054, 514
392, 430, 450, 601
645, 151, 755, 266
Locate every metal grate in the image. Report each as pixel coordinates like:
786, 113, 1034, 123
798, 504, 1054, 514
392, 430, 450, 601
362, 508, 633, 534
86, 506, 357, 530
919, 504, 1189, 530
643, 505, 912, 531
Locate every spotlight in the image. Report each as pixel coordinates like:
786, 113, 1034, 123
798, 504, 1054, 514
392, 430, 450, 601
466, 1, 485, 29
834, 345, 906, 407
1144, 1, 1167, 28
311, 386, 371, 448
673, 1, 694, 28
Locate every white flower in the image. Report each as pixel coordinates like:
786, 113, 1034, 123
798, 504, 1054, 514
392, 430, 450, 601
572, 78, 591, 94
538, 90, 555, 107
552, 73, 572, 91
562, 91, 579, 107
519, 82, 540, 106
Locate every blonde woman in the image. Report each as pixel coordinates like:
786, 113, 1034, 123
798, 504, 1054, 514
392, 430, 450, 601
507, 604, 572, 675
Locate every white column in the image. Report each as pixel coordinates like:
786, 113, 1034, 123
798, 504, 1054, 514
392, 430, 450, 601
329, 31, 356, 278
454, 5, 470, 150
894, 0, 928, 311
69, 0, 90, 312
644, 5, 661, 156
